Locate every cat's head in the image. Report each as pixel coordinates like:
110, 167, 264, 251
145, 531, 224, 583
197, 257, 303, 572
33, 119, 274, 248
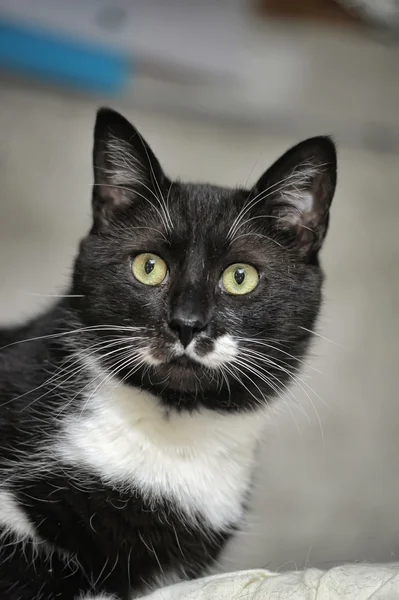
72, 108, 336, 412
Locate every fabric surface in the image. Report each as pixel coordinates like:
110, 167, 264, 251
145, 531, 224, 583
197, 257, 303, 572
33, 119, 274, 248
143, 565, 399, 599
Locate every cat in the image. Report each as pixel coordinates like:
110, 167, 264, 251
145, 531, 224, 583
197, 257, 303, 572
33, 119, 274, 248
0, 108, 337, 600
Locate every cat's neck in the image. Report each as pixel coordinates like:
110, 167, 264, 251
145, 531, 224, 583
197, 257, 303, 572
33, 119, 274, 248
57, 367, 267, 530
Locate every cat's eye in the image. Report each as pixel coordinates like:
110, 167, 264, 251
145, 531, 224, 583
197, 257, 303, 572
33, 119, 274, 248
132, 253, 168, 286
221, 263, 259, 295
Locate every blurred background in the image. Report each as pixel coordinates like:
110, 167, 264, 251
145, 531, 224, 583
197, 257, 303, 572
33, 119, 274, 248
0, 0, 399, 572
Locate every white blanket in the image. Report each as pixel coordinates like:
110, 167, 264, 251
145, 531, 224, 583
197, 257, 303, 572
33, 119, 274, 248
143, 564, 399, 599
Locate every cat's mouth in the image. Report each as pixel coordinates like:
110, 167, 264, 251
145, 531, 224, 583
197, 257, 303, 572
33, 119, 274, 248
168, 355, 196, 368
150, 356, 215, 393
136, 334, 239, 392
143, 333, 238, 370
152, 349, 210, 380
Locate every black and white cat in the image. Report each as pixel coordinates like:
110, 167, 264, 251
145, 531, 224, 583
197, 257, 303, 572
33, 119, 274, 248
0, 108, 337, 600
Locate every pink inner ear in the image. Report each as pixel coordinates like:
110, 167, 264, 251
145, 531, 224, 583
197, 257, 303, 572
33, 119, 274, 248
276, 161, 330, 223
270, 164, 332, 256
279, 191, 315, 228
106, 135, 146, 187
296, 192, 314, 214
95, 136, 148, 208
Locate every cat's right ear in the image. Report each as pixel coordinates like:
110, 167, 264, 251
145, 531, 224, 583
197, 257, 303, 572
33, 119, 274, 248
92, 107, 166, 225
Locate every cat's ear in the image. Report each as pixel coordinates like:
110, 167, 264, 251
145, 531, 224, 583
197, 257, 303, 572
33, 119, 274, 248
92, 107, 166, 224
251, 136, 337, 258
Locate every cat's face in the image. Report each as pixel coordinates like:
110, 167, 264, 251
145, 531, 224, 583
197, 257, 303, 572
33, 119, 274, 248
72, 109, 336, 412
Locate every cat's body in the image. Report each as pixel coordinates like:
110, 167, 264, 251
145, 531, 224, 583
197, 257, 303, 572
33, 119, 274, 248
0, 109, 337, 599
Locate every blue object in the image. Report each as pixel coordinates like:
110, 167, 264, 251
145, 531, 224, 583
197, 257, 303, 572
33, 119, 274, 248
0, 19, 130, 94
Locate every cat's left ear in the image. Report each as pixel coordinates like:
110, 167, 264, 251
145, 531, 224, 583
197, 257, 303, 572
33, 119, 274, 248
92, 107, 167, 224
251, 136, 337, 258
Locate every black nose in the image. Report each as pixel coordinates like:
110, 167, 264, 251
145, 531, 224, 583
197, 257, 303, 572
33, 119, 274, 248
169, 317, 207, 348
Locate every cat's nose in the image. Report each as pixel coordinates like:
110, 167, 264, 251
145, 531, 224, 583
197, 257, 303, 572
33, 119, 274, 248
169, 316, 207, 348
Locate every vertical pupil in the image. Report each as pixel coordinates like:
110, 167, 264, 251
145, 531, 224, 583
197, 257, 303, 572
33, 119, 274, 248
145, 258, 156, 275
234, 268, 245, 285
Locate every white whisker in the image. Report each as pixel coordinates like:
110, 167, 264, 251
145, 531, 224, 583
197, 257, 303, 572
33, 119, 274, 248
235, 351, 326, 444
136, 131, 173, 232
93, 182, 171, 235
237, 337, 323, 375
21, 293, 85, 298
228, 161, 327, 242
299, 326, 348, 349
0, 324, 148, 352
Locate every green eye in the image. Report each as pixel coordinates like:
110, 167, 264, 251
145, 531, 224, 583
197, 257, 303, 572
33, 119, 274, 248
221, 263, 259, 295
132, 253, 168, 286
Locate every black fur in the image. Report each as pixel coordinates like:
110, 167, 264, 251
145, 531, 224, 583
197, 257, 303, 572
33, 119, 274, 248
0, 108, 337, 599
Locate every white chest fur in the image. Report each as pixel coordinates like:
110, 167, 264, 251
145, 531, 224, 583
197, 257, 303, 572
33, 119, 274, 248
58, 381, 266, 531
